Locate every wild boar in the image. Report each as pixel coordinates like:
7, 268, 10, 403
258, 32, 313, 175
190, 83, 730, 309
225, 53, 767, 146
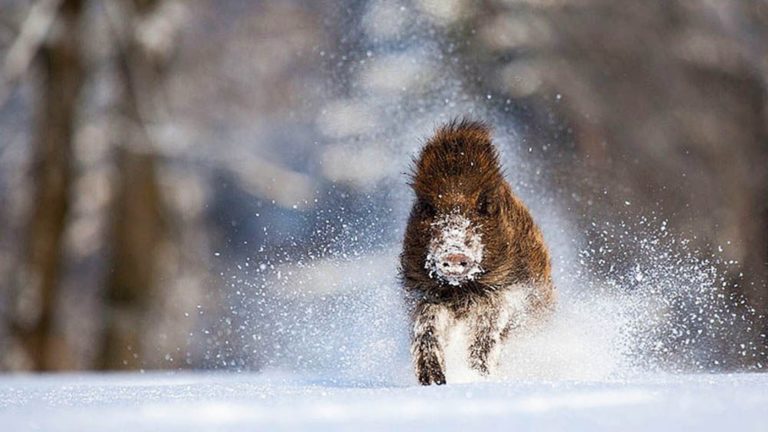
400, 118, 555, 385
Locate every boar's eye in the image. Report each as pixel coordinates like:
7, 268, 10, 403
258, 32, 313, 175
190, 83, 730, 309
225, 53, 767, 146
417, 199, 436, 217
477, 193, 496, 216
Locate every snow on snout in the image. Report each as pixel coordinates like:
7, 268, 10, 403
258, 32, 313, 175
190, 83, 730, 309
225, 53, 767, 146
425, 211, 484, 286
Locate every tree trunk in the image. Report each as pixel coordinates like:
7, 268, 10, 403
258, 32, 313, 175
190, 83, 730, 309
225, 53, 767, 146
97, 0, 169, 370
12, 0, 84, 371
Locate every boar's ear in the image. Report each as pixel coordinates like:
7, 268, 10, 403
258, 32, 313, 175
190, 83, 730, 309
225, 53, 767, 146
416, 196, 437, 217
477, 190, 496, 217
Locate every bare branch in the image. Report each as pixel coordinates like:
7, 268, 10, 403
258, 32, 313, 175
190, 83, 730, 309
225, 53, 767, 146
0, 0, 63, 108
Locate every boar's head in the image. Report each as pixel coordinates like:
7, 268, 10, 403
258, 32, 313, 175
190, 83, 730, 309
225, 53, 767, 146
401, 119, 525, 296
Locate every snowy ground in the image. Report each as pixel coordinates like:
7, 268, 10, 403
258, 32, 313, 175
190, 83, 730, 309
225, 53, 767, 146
1, 372, 766, 431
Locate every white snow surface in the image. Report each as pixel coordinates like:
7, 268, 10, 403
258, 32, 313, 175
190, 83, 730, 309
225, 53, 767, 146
1, 371, 766, 432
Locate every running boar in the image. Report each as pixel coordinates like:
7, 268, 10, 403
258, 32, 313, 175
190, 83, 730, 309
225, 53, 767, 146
400, 118, 555, 385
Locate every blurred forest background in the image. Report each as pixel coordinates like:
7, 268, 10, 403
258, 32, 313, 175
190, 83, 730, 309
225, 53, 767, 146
0, 0, 766, 372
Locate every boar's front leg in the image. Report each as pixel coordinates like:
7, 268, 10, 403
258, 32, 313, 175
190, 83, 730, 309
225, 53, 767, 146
411, 301, 450, 385
468, 304, 506, 376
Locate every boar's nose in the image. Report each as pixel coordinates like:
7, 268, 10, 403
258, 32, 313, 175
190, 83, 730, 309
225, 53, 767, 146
439, 253, 473, 276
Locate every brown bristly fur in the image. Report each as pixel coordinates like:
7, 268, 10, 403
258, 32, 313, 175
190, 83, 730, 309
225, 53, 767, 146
400, 118, 555, 385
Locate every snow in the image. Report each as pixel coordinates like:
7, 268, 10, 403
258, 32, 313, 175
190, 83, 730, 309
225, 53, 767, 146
1, 372, 766, 431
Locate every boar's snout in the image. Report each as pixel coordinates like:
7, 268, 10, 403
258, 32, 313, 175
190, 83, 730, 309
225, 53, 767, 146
437, 252, 475, 277
425, 211, 484, 286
